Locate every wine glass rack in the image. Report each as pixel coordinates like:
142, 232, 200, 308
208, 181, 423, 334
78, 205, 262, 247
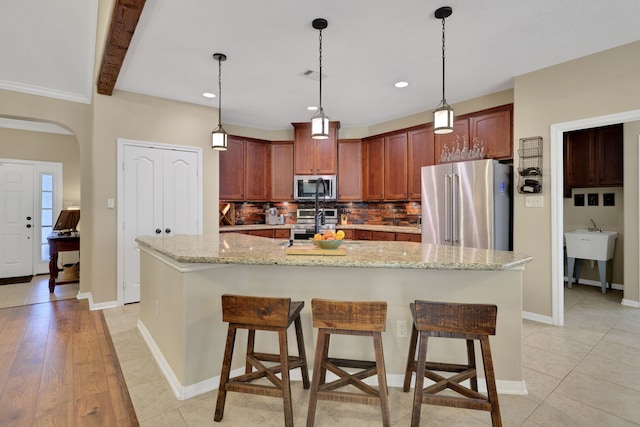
518, 137, 543, 194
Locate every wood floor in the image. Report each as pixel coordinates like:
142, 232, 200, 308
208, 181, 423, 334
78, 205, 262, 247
0, 298, 138, 426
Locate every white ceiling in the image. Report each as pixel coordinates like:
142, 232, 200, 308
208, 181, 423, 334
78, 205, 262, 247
2, 0, 640, 132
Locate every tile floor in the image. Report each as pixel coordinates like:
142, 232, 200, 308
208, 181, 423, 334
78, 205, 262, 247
0, 274, 78, 309
103, 285, 640, 426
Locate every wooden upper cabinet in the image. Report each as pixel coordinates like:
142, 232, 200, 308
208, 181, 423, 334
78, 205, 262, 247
384, 132, 408, 200
362, 136, 385, 201
271, 141, 294, 201
434, 119, 469, 163
563, 123, 623, 197
470, 105, 513, 159
219, 136, 245, 201
407, 125, 434, 200
337, 139, 362, 201
292, 122, 339, 175
219, 136, 270, 201
433, 104, 513, 162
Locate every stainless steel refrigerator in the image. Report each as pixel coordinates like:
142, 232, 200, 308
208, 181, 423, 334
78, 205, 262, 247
421, 159, 511, 250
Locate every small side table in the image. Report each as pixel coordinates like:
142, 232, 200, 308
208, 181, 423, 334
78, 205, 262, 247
47, 232, 80, 293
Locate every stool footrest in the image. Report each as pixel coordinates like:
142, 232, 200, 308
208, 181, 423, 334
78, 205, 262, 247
422, 394, 492, 411
317, 390, 384, 406
225, 381, 284, 398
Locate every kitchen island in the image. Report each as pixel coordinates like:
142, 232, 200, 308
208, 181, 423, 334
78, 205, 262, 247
136, 233, 532, 400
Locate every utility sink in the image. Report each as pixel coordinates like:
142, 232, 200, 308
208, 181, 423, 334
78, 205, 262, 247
565, 230, 617, 261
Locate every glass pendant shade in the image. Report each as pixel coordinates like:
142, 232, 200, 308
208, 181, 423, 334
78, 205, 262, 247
211, 124, 228, 150
433, 102, 454, 134
311, 107, 330, 139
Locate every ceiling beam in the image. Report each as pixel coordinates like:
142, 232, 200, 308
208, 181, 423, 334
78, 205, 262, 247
97, 0, 146, 96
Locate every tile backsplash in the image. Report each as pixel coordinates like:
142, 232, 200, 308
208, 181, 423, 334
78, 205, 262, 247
230, 201, 421, 226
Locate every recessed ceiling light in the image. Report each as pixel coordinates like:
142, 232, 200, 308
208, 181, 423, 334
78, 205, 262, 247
394, 81, 409, 88
307, 106, 318, 111
203, 92, 216, 98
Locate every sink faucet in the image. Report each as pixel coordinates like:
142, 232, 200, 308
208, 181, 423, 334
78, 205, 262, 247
314, 178, 326, 235
589, 219, 602, 232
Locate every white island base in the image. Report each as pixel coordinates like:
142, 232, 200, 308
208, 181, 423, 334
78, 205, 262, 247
136, 236, 529, 401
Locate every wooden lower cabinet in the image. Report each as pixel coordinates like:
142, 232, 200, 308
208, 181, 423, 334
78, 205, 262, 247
339, 229, 354, 240
355, 230, 373, 240
396, 233, 421, 242
274, 229, 291, 239
372, 231, 396, 241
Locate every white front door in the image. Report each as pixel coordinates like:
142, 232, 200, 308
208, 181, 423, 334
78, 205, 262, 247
121, 142, 201, 304
0, 162, 34, 278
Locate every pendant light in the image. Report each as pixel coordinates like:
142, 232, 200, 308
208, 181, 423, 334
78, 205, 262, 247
211, 53, 228, 150
433, 7, 454, 134
311, 18, 329, 139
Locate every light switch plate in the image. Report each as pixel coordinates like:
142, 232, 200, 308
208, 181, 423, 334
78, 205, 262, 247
525, 196, 544, 208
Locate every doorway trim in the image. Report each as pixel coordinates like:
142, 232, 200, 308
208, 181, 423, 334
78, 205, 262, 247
551, 109, 640, 326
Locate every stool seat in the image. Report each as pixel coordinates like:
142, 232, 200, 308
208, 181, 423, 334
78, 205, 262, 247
403, 300, 501, 427
306, 298, 390, 427
215, 294, 310, 427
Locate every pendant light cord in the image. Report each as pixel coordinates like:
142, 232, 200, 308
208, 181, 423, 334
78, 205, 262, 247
441, 15, 446, 104
318, 28, 323, 109
218, 57, 223, 124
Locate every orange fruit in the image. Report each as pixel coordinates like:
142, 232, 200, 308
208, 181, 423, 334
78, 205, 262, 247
313, 233, 323, 240
323, 230, 333, 239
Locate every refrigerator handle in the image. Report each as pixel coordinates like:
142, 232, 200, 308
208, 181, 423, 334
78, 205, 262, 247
452, 173, 459, 243
444, 174, 451, 243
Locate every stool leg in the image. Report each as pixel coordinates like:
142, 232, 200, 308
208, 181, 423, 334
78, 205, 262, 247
466, 339, 478, 391
411, 332, 429, 427
246, 329, 256, 373
215, 324, 237, 422
480, 336, 502, 427
294, 314, 310, 389
278, 329, 294, 427
318, 332, 330, 386
373, 331, 391, 427
403, 322, 418, 392
306, 329, 327, 427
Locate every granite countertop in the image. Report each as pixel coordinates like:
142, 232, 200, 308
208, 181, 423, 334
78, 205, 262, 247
220, 223, 422, 234
136, 233, 532, 271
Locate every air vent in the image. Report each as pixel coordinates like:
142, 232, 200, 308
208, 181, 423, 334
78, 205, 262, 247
301, 70, 326, 81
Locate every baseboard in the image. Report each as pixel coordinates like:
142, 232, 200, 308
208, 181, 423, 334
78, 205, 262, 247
621, 298, 640, 308
76, 292, 118, 311
522, 310, 553, 324
564, 276, 623, 291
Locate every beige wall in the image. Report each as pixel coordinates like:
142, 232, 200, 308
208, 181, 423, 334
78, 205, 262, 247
0, 127, 81, 205
623, 121, 640, 303
514, 41, 640, 316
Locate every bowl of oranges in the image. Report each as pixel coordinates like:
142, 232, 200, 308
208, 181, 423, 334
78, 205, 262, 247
312, 229, 346, 249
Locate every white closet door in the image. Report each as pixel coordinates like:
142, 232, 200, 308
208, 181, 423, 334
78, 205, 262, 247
162, 150, 200, 236
121, 144, 201, 304
0, 162, 34, 278
123, 146, 164, 304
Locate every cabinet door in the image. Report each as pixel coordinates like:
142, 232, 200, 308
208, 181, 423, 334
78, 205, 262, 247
407, 125, 434, 200
596, 124, 623, 186
355, 230, 372, 240
384, 133, 408, 200
362, 137, 385, 201
470, 107, 512, 159
315, 125, 338, 174
271, 142, 294, 201
337, 139, 362, 201
294, 124, 316, 174
245, 140, 270, 201
564, 128, 596, 190
219, 136, 245, 201
396, 233, 421, 242
434, 119, 469, 163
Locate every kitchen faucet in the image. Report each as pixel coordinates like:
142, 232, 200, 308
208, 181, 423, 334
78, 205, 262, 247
589, 218, 602, 232
314, 178, 326, 235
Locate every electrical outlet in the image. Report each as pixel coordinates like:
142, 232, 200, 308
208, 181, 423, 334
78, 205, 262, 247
396, 320, 408, 338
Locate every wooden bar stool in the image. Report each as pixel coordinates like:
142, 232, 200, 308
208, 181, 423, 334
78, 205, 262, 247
306, 298, 390, 427
215, 294, 310, 427
403, 300, 501, 427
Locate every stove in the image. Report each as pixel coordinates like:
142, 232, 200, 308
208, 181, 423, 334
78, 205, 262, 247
290, 208, 338, 240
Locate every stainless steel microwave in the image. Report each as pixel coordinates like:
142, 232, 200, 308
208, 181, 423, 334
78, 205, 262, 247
293, 175, 337, 201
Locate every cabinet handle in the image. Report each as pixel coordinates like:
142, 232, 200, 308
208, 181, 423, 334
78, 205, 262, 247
26, 224, 32, 228
165, 228, 171, 234
155, 229, 162, 234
